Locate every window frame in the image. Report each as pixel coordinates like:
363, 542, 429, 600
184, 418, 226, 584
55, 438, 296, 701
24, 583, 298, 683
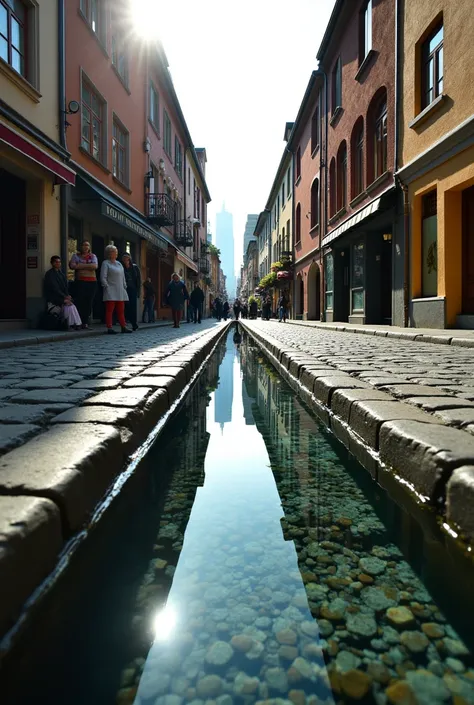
149, 82, 160, 134
163, 109, 172, 157
353, 125, 364, 198
111, 14, 128, 88
311, 102, 320, 153
374, 100, 387, 179
360, 0, 373, 64
81, 75, 106, 166
0, 0, 27, 78
80, 0, 103, 42
112, 115, 129, 187
295, 203, 301, 244
421, 22, 443, 110
329, 158, 336, 217
295, 147, 301, 181
174, 136, 183, 179
337, 142, 347, 211
310, 178, 319, 229
324, 253, 334, 310
332, 56, 342, 114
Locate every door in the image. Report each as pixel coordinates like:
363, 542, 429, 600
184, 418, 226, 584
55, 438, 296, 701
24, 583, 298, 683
339, 247, 350, 322
380, 236, 392, 323
462, 186, 474, 314
0, 170, 26, 318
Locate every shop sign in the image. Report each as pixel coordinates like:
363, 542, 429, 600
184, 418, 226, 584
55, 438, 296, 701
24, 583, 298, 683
27, 256, 38, 269
27, 215, 40, 225
27, 234, 38, 250
101, 202, 167, 251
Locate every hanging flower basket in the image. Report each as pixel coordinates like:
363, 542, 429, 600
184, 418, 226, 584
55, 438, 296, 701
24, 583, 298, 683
277, 270, 293, 280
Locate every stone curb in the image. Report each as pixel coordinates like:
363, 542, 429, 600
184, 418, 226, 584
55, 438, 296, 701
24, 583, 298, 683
0, 321, 231, 645
285, 320, 474, 348
241, 322, 474, 543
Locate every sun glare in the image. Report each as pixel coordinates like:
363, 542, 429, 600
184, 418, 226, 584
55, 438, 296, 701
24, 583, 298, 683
153, 604, 177, 641
129, 0, 162, 41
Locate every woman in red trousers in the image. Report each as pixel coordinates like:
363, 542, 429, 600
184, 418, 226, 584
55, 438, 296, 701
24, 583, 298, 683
100, 245, 132, 334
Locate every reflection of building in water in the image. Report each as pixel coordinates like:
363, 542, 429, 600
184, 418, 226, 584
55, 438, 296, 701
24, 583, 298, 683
241, 381, 255, 426
214, 348, 234, 430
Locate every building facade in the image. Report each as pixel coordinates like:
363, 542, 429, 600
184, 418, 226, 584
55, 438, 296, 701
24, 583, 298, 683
318, 0, 398, 326
288, 72, 324, 320
0, 0, 75, 327
397, 0, 474, 328
242, 214, 258, 261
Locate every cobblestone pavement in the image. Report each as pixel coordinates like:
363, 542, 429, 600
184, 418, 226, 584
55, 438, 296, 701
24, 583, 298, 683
243, 320, 474, 436
0, 320, 221, 455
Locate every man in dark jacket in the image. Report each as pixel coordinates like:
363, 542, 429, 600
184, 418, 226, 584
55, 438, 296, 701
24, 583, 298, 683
142, 277, 156, 323
214, 296, 223, 321
122, 253, 141, 330
166, 273, 189, 328
190, 282, 204, 323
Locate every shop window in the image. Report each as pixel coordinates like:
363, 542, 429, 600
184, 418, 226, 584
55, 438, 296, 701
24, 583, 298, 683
0, 0, 26, 77
329, 158, 336, 216
351, 118, 364, 198
163, 110, 172, 157
331, 56, 342, 114
351, 242, 365, 311
295, 203, 301, 244
337, 141, 347, 211
422, 22, 443, 109
324, 254, 334, 310
112, 117, 129, 186
421, 190, 437, 297
81, 77, 106, 164
311, 102, 320, 153
149, 83, 160, 134
310, 179, 319, 228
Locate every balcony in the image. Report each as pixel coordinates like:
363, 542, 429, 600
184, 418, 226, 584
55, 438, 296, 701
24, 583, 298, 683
146, 193, 175, 227
175, 220, 193, 247
199, 257, 210, 275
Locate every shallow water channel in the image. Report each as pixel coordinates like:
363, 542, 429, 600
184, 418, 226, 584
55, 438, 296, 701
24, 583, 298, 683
4, 328, 474, 705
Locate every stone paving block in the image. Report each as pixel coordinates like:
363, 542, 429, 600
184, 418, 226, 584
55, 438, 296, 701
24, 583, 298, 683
96, 370, 132, 380
330, 416, 350, 449
142, 389, 170, 432
0, 495, 62, 638
0, 389, 22, 401
330, 388, 395, 423
12, 378, 70, 390
0, 424, 40, 453
405, 396, 474, 412
10, 389, 94, 405
379, 384, 453, 399
138, 366, 187, 385
70, 379, 121, 390
53, 374, 86, 383
451, 338, 474, 348
123, 376, 182, 404
441, 387, 474, 400
415, 334, 452, 345
379, 420, 474, 501
446, 466, 474, 538
348, 434, 379, 479
1, 370, 59, 379
313, 376, 370, 406
0, 423, 122, 532
0, 404, 59, 425
148, 361, 193, 382
83, 387, 151, 408
299, 367, 337, 389
433, 407, 474, 428
51, 405, 141, 430
349, 399, 441, 450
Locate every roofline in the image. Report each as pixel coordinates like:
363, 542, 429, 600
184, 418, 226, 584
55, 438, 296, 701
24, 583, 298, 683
154, 43, 212, 203
254, 209, 270, 237
316, 0, 345, 61
264, 145, 292, 210
287, 70, 324, 151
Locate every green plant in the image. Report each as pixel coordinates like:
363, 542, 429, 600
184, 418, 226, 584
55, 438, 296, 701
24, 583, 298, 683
258, 271, 277, 289
208, 243, 221, 257
248, 295, 257, 305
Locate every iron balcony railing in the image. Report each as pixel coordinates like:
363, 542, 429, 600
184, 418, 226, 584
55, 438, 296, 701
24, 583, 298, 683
146, 193, 175, 227
199, 257, 210, 274
175, 219, 193, 247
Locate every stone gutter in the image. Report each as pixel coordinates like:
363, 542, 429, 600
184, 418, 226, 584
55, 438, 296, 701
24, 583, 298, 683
0, 321, 231, 655
240, 322, 474, 548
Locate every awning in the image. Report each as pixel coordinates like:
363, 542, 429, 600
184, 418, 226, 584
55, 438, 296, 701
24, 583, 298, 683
0, 121, 76, 185
175, 249, 198, 273
321, 188, 393, 247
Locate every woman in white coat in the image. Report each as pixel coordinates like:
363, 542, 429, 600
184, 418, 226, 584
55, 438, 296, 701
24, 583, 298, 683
100, 245, 132, 334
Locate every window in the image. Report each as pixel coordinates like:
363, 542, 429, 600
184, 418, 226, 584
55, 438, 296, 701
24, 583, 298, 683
421, 191, 437, 297
352, 119, 364, 198
112, 118, 128, 185
352, 242, 365, 312
324, 254, 334, 310
329, 158, 336, 216
277, 195, 280, 220
296, 147, 301, 181
174, 137, 183, 178
295, 204, 301, 244
337, 141, 347, 211
422, 23, 443, 109
81, 79, 104, 163
374, 100, 387, 178
112, 18, 128, 86
311, 103, 320, 153
188, 168, 190, 195
163, 110, 172, 156
0, 0, 26, 76
310, 179, 319, 228
80, 0, 102, 39
360, 0, 372, 64
332, 56, 342, 113
149, 83, 159, 133
282, 181, 285, 204
286, 219, 290, 250
287, 167, 291, 196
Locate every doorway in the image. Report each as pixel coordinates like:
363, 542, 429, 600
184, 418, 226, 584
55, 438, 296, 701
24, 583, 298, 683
337, 247, 350, 322
307, 262, 320, 320
0, 170, 26, 318
462, 186, 474, 314
380, 235, 392, 323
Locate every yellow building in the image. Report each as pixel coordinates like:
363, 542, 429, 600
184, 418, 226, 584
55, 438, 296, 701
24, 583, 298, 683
0, 0, 75, 327
398, 1, 474, 328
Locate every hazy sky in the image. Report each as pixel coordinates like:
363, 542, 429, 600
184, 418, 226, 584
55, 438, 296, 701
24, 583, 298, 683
133, 0, 336, 274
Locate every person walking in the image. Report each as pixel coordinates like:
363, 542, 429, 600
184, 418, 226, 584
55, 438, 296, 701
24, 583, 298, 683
223, 300, 230, 321
233, 298, 241, 320
242, 302, 248, 319
122, 253, 141, 330
44, 256, 82, 330
166, 273, 189, 328
69, 241, 98, 329
262, 296, 271, 321
190, 282, 204, 324
100, 245, 132, 334
249, 299, 257, 319
278, 292, 289, 323
142, 277, 155, 323
214, 296, 223, 321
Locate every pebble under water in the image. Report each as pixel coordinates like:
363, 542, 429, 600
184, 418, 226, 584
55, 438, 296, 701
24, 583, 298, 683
5, 328, 474, 705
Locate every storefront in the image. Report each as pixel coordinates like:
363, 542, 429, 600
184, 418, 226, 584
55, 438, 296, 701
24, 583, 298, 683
323, 189, 396, 326
0, 120, 76, 328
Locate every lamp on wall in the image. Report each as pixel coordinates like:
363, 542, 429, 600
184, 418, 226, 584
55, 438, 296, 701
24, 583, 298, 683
62, 100, 80, 129
143, 138, 151, 154
159, 158, 166, 173
383, 233, 392, 241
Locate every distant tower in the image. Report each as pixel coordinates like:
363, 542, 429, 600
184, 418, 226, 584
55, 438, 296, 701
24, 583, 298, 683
243, 214, 259, 259
216, 203, 235, 298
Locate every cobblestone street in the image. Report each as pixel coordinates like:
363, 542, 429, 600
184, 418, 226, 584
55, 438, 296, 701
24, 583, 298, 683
244, 320, 474, 436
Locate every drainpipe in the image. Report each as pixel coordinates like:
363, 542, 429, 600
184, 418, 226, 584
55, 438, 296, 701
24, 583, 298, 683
321, 69, 329, 321
400, 178, 410, 328
58, 0, 68, 273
